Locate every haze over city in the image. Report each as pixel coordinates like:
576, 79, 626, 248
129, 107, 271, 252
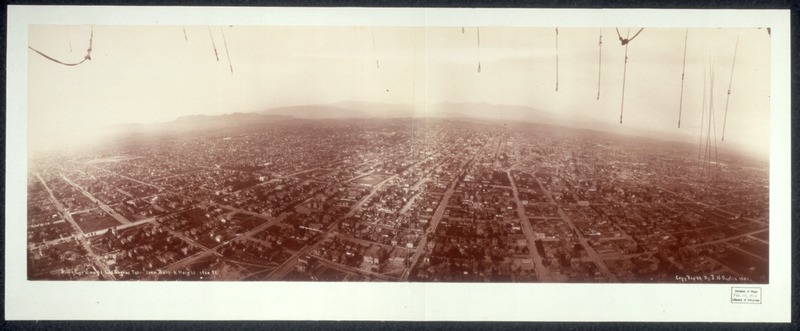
28, 26, 770, 158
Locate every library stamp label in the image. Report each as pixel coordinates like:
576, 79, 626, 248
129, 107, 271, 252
731, 287, 762, 304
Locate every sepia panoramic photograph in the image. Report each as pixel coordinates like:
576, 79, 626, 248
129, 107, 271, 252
24, 24, 774, 283
7, 6, 793, 322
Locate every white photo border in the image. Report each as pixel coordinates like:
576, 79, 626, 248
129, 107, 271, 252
5, 6, 791, 322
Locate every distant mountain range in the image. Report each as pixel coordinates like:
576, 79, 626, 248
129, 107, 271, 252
255, 101, 580, 127
255, 101, 637, 134
102, 100, 758, 161
111, 113, 293, 133
171, 113, 293, 130
256, 101, 414, 119
108, 100, 685, 147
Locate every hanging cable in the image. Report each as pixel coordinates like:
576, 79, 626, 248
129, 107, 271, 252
183, 27, 188, 41
705, 101, 712, 178
697, 62, 707, 176
371, 28, 380, 69
29, 26, 93, 67
616, 27, 644, 124
700, 61, 720, 181
477, 27, 481, 73
618, 28, 630, 124
412, 28, 417, 112
220, 26, 234, 74
555, 27, 559, 92
710, 62, 718, 167
597, 28, 602, 100
704, 63, 712, 178
615, 27, 644, 45
721, 33, 739, 142
678, 29, 689, 128
66, 29, 73, 53
208, 26, 220, 62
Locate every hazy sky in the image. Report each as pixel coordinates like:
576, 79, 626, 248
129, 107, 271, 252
28, 25, 770, 156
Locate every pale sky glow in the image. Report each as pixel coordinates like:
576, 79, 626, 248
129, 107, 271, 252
28, 25, 770, 156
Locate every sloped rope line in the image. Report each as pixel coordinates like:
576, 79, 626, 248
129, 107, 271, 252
697, 63, 707, 177
721, 33, 739, 142
615, 27, 644, 45
371, 28, 380, 69
220, 26, 234, 74
618, 28, 630, 124
597, 28, 602, 100
208, 26, 220, 62
29, 26, 93, 66
477, 27, 481, 73
555, 27, 559, 92
616, 27, 644, 124
678, 29, 689, 128
710, 63, 719, 167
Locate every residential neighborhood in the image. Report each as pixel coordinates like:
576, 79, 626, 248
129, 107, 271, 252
27, 118, 769, 283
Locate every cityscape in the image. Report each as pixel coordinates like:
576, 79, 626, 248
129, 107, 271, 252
25, 25, 770, 283
27, 115, 769, 282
